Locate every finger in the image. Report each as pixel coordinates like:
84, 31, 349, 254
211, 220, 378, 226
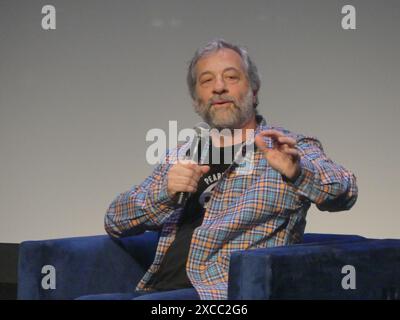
173, 165, 197, 178
170, 167, 198, 185
173, 183, 197, 193
183, 176, 199, 188
256, 130, 286, 150
182, 161, 204, 172
179, 159, 197, 167
200, 165, 210, 174
254, 134, 269, 153
257, 130, 285, 139
282, 147, 300, 159
277, 136, 297, 147
190, 164, 208, 178
191, 171, 203, 183
172, 178, 198, 190
196, 165, 209, 179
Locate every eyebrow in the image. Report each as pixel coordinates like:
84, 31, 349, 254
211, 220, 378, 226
198, 67, 241, 79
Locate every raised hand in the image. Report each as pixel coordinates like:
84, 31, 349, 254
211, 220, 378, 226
254, 130, 301, 181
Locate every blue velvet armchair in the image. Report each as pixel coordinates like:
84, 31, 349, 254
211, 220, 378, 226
17, 232, 400, 300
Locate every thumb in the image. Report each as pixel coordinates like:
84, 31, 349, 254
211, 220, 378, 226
200, 165, 211, 174
254, 135, 269, 153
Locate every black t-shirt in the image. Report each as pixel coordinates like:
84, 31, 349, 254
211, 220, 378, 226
149, 140, 238, 291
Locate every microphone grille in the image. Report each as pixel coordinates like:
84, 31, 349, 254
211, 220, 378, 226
194, 122, 210, 137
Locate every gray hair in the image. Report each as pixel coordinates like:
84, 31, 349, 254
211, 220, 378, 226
187, 39, 261, 108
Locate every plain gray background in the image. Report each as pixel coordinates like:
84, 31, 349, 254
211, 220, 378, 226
0, 0, 399, 242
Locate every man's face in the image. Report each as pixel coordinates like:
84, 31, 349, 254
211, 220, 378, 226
193, 48, 255, 130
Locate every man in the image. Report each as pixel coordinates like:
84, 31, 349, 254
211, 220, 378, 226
104, 39, 358, 300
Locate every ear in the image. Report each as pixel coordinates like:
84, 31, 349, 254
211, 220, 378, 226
252, 90, 258, 107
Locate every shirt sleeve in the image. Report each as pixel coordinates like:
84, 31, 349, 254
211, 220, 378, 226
283, 136, 358, 212
104, 153, 177, 238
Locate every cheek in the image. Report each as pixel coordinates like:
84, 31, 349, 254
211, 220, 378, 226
230, 82, 249, 95
195, 88, 211, 103
232, 88, 247, 102
194, 94, 206, 108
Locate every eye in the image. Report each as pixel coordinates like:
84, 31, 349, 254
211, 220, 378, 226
224, 73, 239, 81
200, 78, 212, 85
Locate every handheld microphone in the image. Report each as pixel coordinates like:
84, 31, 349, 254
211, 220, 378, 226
176, 124, 209, 207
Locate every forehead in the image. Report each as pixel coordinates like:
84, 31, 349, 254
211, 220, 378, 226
195, 48, 246, 76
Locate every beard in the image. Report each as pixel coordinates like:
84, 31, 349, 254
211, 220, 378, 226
193, 88, 255, 130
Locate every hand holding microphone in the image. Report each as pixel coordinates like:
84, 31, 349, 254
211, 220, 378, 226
167, 161, 210, 205
167, 123, 210, 206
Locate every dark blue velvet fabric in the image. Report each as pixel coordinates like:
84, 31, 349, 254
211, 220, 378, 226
76, 288, 199, 300
18, 235, 147, 300
228, 239, 400, 300
302, 233, 367, 243
116, 231, 159, 270
18, 232, 400, 300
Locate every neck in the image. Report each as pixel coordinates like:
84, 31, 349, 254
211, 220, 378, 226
211, 114, 257, 147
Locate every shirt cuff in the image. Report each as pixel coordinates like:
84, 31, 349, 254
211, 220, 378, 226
155, 176, 176, 206
282, 157, 316, 198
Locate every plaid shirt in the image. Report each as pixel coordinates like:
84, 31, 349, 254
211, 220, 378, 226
104, 115, 358, 300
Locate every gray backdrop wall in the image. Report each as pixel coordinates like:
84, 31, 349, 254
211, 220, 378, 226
1, 0, 399, 242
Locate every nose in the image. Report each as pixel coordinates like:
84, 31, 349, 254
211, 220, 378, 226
212, 76, 228, 95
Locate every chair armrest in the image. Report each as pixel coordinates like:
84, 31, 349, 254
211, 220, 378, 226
18, 234, 154, 300
228, 239, 400, 300
302, 233, 367, 243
